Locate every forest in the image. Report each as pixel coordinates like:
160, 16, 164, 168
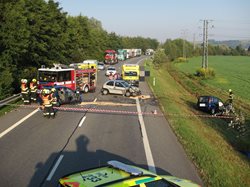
0, 0, 159, 99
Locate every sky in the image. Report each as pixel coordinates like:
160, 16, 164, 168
55, 0, 250, 42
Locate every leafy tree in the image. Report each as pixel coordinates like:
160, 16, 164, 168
64, 15, 91, 63
235, 45, 246, 55
0, 0, 29, 95
23, 0, 68, 67
153, 48, 168, 68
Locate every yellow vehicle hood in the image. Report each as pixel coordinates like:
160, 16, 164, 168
59, 166, 130, 187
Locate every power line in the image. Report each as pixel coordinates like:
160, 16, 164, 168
201, 19, 213, 69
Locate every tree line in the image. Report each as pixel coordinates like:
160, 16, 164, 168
0, 0, 159, 99
152, 38, 249, 67
164, 39, 248, 61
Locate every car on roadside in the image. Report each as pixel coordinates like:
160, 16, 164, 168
97, 61, 105, 70
197, 95, 224, 115
58, 160, 200, 187
101, 80, 141, 97
105, 66, 117, 76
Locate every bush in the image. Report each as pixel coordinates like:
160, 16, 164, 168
176, 57, 188, 63
152, 48, 169, 68
195, 68, 215, 79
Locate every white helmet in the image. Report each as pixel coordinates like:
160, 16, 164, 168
21, 79, 27, 84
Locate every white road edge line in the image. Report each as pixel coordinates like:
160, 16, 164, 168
136, 98, 156, 173
0, 108, 39, 139
136, 58, 145, 65
78, 116, 86, 127
46, 154, 64, 181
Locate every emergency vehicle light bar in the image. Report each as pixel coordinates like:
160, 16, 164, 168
108, 160, 143, 176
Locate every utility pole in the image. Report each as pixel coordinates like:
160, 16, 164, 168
181, 29, 188, 59
201, 19, 213, 69
193, 33, 196, 51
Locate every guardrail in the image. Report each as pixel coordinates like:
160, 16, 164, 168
0, 94, 21, 108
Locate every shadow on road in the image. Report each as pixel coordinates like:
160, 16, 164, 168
28, 134, 171, 187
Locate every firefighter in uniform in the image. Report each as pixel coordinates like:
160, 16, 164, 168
41, 89, 54, 117
30, 78, 38, 102
228, 89, 233, 104
21, 79, 30, 104
50, 87, 58, 108
228, 89, 235, 114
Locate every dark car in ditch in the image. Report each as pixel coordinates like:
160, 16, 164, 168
197, 95, 224, 115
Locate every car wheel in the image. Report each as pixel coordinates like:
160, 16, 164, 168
125, 91, 131, 97
211, 108, 216, 115
84, 86, 89, 93
102, 89, 109, 95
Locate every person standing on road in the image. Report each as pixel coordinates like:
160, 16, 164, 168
21, 79, 30, 104
114, 73, 120, 80
41, 89, 54, 117
29, 78, 38, 103
109, 72, 114, 80
50, 88, 58, 107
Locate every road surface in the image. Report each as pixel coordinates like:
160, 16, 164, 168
0, 56, 203, 187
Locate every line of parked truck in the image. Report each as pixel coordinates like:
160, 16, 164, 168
104, 49, 143, 64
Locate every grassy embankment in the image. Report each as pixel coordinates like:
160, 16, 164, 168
174, 56, 250, 151
145, 57, 250, 187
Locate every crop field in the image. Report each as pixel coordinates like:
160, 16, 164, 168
175, 56, 250, 103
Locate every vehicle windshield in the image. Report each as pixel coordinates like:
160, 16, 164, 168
108, 67, 116, 70
124, 71, 137, 76
105, 52, 114, 56
39, 71, 58, 82
120, 81, 130, 87
199, 97, 209, 102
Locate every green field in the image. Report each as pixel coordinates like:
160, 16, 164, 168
175, 56, 250, 103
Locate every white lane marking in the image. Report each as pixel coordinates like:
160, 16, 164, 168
136, 98, 156, 173
78, 116, 86, 127
46, 154, 64, 181
0, 108, 39, 139
136, 58, 145, 65
93, 98, 97, 102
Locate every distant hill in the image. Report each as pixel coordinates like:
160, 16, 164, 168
208, 40, 250, 49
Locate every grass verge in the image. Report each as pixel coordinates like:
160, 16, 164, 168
0, 99, 22, 117
145, 60, 250, 187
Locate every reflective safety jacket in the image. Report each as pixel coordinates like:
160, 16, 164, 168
21, 83, 29, 94
30, 82, 37, 92
42, 94, 52, 106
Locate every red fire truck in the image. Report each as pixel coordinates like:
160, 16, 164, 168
38, 64, 97, 93
104, 50, 118, 65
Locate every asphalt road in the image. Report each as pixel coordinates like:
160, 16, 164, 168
0, 56, 203, 187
